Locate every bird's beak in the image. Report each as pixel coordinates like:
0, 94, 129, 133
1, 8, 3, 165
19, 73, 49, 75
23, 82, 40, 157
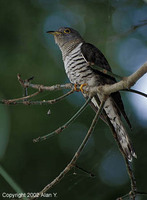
46, 31, 61, 36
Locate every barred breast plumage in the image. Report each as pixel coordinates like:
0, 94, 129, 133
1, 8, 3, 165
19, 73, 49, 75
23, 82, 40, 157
63, 43, 97, 86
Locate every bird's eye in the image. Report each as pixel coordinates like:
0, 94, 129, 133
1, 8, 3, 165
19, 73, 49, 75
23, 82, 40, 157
64, 29, 71, 34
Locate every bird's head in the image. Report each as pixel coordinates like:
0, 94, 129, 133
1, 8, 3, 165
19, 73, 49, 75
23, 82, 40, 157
47, 27, 84, 49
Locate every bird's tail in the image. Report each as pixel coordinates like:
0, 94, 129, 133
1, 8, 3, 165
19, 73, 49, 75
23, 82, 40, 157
91, 96, 137, 162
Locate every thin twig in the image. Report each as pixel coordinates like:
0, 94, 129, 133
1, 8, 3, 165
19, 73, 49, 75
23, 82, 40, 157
74, 164, 95, 177
18, 73, 73, 91
122, 88, 147, 98
29, 98, 106, 200
33, 97, 91, 142
0, 89, 74, 105
136, 191, 147, 195
17, 73, 25, 88
40, 89, 74, 104
24, 87, 28, 98
117, 190, 147, 200
1, 91, 42, 104
109, 20, 147, 42
24, 82, 73, 91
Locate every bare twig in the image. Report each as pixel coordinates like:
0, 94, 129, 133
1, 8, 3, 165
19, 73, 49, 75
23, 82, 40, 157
29, 98, 106, 200
17, 73, 26, 88
33, 97, 91, 142
0, 89, 74, 106
74, 164, 95, 177
109, 20, 147, 42
1, 90, 42, 104
117, 190, 147, 200
38, 89, 74, 104
122, 88, 147, 98
17, 73, 73, 91
24, 82, 73, 91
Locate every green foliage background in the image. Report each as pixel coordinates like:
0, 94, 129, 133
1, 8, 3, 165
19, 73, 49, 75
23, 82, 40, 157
0, 0, 147, 200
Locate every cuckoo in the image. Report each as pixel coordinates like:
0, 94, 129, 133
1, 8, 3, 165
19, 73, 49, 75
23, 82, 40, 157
47, 27, 136, 162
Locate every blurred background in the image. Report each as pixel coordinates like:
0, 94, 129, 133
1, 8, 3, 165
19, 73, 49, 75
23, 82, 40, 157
0, 0, 147, 199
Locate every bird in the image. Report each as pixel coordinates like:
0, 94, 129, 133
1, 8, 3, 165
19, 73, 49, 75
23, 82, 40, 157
47, 27, 137, 162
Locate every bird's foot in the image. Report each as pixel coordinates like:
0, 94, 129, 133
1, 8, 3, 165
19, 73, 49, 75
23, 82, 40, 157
74, 84, 80, 92
74, 83, 87, 93
80, 83, 87, 93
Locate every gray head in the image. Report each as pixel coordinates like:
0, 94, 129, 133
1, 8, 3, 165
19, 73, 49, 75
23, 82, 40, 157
47, 27, 84, 50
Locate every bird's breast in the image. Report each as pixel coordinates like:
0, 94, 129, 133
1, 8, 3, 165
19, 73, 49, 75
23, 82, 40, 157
63, 43, 97, 86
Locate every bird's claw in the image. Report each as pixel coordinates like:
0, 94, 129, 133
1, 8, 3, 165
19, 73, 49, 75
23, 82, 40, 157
74, 84, 80, 92
74, 83, 87, 93
80, 83, 87, 93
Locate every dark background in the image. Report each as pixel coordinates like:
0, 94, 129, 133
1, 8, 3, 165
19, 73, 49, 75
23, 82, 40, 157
0, 0, 147, 200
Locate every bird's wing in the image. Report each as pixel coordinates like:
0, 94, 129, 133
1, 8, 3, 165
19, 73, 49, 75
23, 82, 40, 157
81, 42, 132, 129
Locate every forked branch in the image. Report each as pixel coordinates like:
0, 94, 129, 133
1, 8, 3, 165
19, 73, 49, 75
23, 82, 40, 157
1, 63, 146, 106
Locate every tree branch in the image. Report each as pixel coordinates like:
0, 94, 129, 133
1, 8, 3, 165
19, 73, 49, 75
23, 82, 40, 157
89, 62, 147, 97
1, 63, 146, 106
109, 20, 147, 42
